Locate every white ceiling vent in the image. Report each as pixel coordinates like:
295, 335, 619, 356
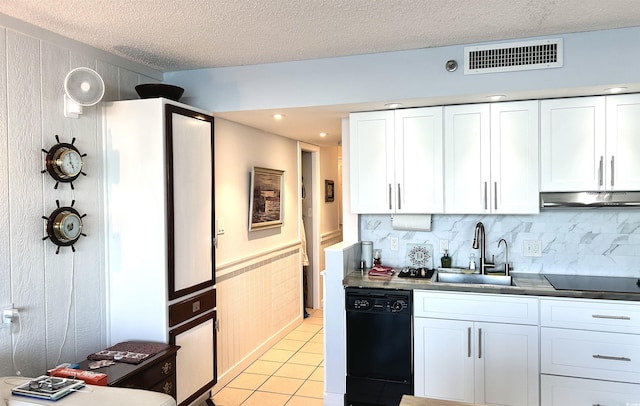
464, 38, 563, 75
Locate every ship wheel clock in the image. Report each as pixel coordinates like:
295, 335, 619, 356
42, 200, 87, 254
41, 135, 87, 189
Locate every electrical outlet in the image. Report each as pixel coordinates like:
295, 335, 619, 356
2, 307, 18, 324
390, 237, 399, 251
439, 239, 449, 252
523, 240, 542, 257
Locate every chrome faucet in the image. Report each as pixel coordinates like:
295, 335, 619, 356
498, 238, 511, 276
472, 222, 495, 275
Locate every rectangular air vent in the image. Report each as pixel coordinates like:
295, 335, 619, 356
464, 38, 563, 74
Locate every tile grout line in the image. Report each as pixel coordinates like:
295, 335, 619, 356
225, 309, 324, 406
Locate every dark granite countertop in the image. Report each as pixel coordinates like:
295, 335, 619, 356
343, 271, 640, 302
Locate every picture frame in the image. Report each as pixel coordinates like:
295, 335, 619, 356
325, 180, 335, 202
249, 166, 284, 231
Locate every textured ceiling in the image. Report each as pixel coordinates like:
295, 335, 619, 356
3, 0, 640, 71
3, 1, 640, 146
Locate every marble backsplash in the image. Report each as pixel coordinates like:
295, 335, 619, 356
359, 209, 640, 277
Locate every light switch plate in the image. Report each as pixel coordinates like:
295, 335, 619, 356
216, 218, 225, 235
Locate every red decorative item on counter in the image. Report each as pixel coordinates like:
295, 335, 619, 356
368, 265, 395, 277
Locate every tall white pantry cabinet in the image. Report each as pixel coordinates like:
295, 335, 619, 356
102, 98, 216, 406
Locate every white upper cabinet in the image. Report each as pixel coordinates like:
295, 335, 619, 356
349, 107, 444, 213
445, 101, 539, 214
540, 97, 606, 191
395, 108, 444, 213
349, 110, 393, 213
444, 104, 490, 214
605, 94, 640, 190
540, 94, 640, 192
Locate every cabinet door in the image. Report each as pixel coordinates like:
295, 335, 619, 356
540, 97, 606, 191
414, 318, 474, 402
444, 104, 491, 213
606, 94, 640, 190
490, 101, 539, 214
349, 111, 394, 213
395, 107, 444, 213
166, 104, 215, 300
476, 322, 539, 406
170, 311, 216, 406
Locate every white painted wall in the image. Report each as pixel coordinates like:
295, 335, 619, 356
320, 146, 341, 235
213, 118, 299, 269
167, 27, 640, 113
0, 20, 161, 377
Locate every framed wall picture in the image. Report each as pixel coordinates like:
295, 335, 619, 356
249, 166, 284, 231
325, 180, 335, 202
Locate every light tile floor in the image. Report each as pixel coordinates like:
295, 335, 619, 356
212, 309, 324, 406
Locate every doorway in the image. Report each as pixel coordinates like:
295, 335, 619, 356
299, 143, 320, 309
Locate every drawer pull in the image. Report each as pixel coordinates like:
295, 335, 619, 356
478, 328, 482, 359
162, 381, 173, 394
592, 314, 631, 320
161, 361, 173, 374
467, 327, 471, 358
592, 354, 631, 362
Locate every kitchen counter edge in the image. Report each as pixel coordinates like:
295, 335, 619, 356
343, 271, 640, 302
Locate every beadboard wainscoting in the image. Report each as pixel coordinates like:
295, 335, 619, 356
0, 21, 161, 377
214, 242, 304, 390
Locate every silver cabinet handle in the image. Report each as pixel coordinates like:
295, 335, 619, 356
599, 156, 604, 186
484, 182, 488, 210
467, 327, 472, 358
592, 314, 631, 320
593, 354, 631, 362
611, 156, 615, 187
494, 182, 498, 211
397, 184, 401, 210
478, 328, 482, 359
388, 184, 392, 210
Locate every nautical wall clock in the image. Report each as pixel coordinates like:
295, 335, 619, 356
42, 200, 86, 254
41, 135, 87, 189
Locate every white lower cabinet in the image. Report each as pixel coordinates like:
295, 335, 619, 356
541, 375, 640, 405
540, 297, 640, 405
414, 291, 539, 406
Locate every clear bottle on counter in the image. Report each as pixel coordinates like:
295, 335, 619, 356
469, 253, 476, 270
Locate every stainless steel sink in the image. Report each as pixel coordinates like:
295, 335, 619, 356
433, 272, 513, 286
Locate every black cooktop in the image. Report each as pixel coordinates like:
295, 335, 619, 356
545, 274, 640, 294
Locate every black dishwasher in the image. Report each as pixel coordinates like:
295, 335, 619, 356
345, 287, 413, 406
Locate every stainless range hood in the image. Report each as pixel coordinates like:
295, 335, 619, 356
540, 191, 640, 208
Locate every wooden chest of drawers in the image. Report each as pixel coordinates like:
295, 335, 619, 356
77, 345, 180, 399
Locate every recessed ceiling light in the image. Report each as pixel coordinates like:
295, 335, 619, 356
487, 95, 506, 101
319, 132, 327, 137
384, 103, 403, 109
605, 87, 627, 94
273, 113, 285, 120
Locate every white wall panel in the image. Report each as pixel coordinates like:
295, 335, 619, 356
97, 60, 120, 103
68, 52, 105, 360
41, 40, 76, 369
0, 21, 164, 378
118, 68, 142, 100
0, 27, 12, 373
6, 29, 47, 375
